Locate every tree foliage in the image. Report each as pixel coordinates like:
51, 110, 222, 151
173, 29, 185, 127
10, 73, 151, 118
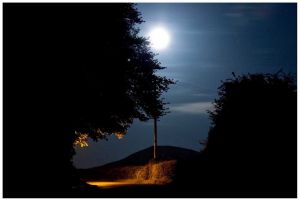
4, 3, 174, 195
175, 72, 296, 197
203, 72, 296, 194
206, 72, 296, 157
69, 4, 175, 142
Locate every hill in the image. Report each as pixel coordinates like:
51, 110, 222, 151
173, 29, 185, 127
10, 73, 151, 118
78, 146, 199, 184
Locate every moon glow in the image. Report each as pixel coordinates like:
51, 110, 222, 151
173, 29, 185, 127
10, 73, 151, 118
148, 27, 171, 50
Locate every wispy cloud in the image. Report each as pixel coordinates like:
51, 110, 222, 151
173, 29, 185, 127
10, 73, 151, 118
192, 93, 214, 98
224, 4, 275, 26
178, 29, 237, 36
171, 102, 214, 114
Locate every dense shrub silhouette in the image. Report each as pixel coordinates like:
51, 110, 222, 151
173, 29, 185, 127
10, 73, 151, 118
175, 72, 296, 197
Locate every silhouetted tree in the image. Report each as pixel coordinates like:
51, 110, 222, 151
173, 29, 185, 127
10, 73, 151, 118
174, 72, 296, 197
71, 4, 174, 143
203, 72, 297, 197
4, 3, 174, 197
73, 13, 174, 158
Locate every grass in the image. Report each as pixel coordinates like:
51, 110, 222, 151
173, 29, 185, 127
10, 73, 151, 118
83, 160, 177, 186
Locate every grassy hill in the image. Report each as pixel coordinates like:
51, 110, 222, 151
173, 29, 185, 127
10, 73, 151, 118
78, 146, 199, 185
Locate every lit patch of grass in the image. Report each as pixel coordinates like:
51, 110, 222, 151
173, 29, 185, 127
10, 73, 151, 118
139, 160, 177, 184
85, 160, 177, 186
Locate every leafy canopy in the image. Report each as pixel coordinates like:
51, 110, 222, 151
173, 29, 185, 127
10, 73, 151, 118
70, 4, 175, 142
205, 72, 296, 159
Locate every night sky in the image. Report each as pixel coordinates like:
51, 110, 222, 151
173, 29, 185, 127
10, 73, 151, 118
74, 3, 296, 168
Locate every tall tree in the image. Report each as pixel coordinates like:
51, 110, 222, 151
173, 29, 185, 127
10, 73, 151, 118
72, 4, 175, 150
4, 3, 174, 197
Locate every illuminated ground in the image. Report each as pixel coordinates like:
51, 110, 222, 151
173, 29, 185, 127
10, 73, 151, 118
86, 179, 156, 189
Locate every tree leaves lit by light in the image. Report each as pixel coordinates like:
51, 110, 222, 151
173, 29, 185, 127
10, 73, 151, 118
74, 131, 89, 148
114, 132, 126, 140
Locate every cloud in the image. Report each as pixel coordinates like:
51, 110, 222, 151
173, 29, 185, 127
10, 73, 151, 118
179, 29, 236, 36
171, 102, 214, 114
224, 4, 275, 26
192, 93, 214, 98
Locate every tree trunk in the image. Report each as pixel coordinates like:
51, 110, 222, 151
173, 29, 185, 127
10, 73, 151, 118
153, 116, 158, 160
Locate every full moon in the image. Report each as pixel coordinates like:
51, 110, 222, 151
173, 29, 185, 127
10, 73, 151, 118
148, 27, 171, 50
